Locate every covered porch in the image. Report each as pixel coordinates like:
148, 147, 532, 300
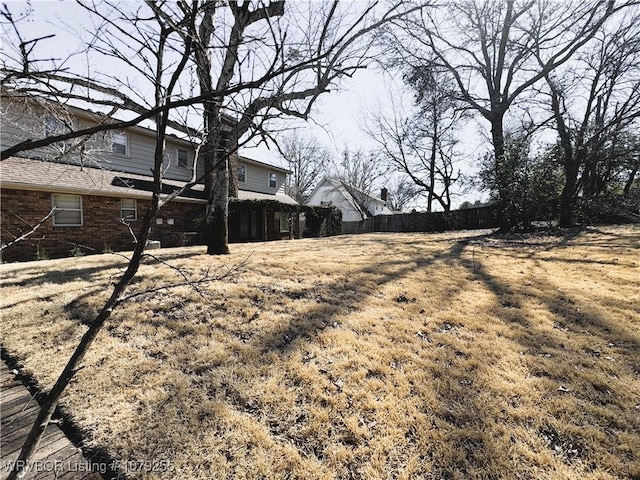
228, 197, 301, 243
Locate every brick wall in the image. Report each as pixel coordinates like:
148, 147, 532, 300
1, 188, 205, 262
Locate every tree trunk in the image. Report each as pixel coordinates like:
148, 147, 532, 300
201, 101, 231, 255
204, 135, 230, 255
228, 154, 238, 198
623, 164, 638, 198
559, 160, 579, 228
205, 203, 229, 254
545, 71, 579, 229
428, 106, 437, 213
490, 114, 512, 232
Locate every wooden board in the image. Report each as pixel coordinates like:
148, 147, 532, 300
0, 361, 103, 480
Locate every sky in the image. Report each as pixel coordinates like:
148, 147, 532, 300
241, 66, 488, 208
243, 68, 399, 163
2, 0, 488, 209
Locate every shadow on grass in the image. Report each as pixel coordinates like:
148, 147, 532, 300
253, 253, 443, 355
244, 228, 638, 477
5, 228, 639, 479
0, 260, 128, 289
0, 248, 207, 289
439, 233, 640, 476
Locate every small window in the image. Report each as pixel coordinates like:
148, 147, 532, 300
44, 115, 65, 137
52, 194, 83, 226
238, 164, 246, 183
120, 198, 137, 221
112, 132, 128, 155
269, 172, 277, 189
177, 148, 189, 168
44, 115, 68, 150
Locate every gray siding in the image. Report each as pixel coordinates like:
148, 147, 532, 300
1, 100, 109, 162
2, 100, 288, 192
92, 131, 196, 182
165, 141, 197, 181
1, 101, 61, 160
1, 100, 197, 181
238, 161, 285, 194
0, 120, 29, 154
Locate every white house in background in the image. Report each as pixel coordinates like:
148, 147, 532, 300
304, 177, 394, 222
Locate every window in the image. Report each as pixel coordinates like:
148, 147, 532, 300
120, 198, 137, 221
112, 132, 128, 155
44, 115, 65, 137
274, 212, 289, 233
44, 115, 68, 150
280, 211, 289, 232
52, 194, 83, 226
238, 164, 247, 183
268, 172, 277, 189
177, 148, 189, 168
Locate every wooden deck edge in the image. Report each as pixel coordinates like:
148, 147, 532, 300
1, 347, 123, 480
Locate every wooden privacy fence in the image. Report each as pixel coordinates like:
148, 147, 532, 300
342, 205, 500, 234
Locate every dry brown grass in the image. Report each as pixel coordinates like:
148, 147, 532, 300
1, 226, 639, 480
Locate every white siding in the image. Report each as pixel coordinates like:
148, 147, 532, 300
306, 181, 364, 222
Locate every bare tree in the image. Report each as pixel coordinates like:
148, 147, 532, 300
366, 66, 463, 212
3, 5, 204, 478
386, 0, 632, 229
385, 176, 421, 212
1, 2, 426, 476
2, 1, 425, 253
279, 132, 331, 203
539, 8, 640, 226
333, 147, 389, 196
143, 1, 427, 253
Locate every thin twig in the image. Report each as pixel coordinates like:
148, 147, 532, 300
116, 252, 253, 305
1, 208, 55, 252
119, 218, 138, 244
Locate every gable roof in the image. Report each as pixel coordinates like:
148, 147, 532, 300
325, 177, 368, 219
340, 181, 388, 212
305, 176, 391, 219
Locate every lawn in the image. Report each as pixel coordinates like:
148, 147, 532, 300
1, 226, 639, 480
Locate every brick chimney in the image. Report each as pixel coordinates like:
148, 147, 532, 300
380, 187, 388, 201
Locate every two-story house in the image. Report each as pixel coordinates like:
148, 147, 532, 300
0, 96, 298, 261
